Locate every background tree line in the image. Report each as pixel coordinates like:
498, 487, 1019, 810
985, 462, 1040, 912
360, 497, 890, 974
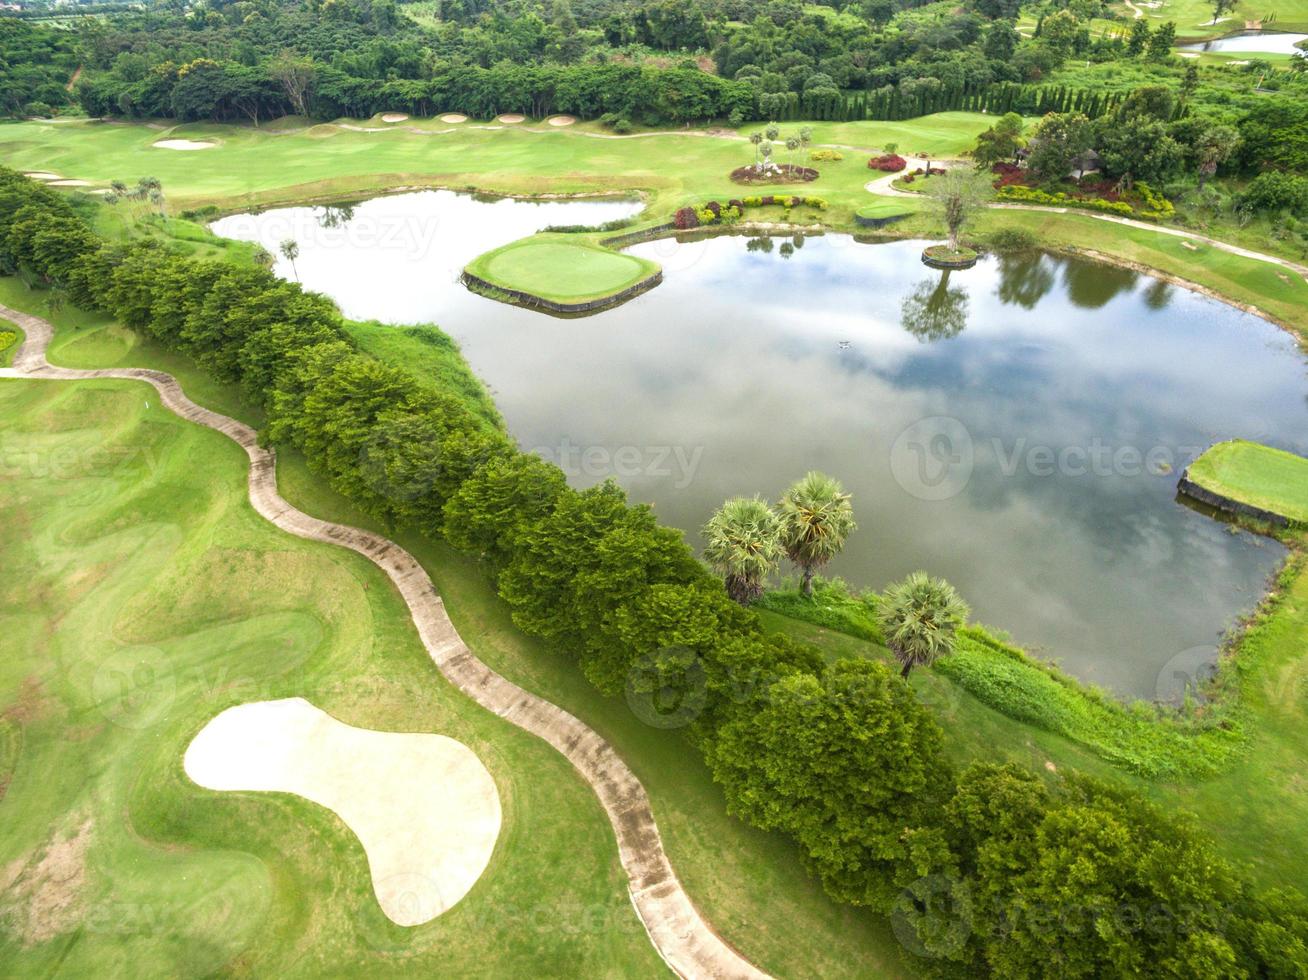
3, 165, 1307, 974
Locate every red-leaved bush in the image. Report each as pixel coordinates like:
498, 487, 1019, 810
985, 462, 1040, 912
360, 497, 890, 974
867, 153, 907, 172
673, 206, 699, 230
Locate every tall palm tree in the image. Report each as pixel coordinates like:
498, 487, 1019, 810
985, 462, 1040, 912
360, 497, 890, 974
877, 572, 970, 679
280, 238, 300, 281
702, 496, 782, 605
750, 131, 763, 169
777, 471, 856, 596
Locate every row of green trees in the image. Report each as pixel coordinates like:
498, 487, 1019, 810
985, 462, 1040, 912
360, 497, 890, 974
3, 167, 1306, 974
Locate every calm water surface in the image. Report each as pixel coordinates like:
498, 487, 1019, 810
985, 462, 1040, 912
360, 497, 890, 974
1179, 30, 1307, 55
213, 191, 1308, 699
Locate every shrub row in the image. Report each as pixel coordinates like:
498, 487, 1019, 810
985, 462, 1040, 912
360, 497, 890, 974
996, 182, 1181, 221
3, 167, 1305, 975
674, 195, 829, 229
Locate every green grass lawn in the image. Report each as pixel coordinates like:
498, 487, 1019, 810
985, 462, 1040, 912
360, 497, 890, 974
468, 236, 660, 303
0, 326, 669, 975
0, 275, 916, 977
1109, 0, 1308, 36
1188, 439, 1308, 523
0, 112, 998, 219
855, 202, 912, 219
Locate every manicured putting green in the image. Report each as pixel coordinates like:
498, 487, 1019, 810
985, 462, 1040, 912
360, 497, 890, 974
470, 238, 658, 303
855, 202, 912, 219
1188, 439, 1308, 524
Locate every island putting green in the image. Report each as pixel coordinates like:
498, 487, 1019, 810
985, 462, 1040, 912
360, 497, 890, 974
464, 237, 661, 312
1184, 439, 1308, 526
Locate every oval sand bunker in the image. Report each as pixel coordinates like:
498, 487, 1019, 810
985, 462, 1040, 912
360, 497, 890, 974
440, 113, 468, 123
381, 112, 409, 123
547, 115, 576, 127
496, 113, 526, 124
153, 139, 216, 150
185, 697, 501, 925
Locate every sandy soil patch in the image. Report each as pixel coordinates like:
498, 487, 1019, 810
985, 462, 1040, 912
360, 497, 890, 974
1, 815, 93, 947
22, 172, 62, 181
440, 113, 469, 123
48, 179, 92, 187
381, 113, 409, 123
185, 698, 500, 925
1179, 51, 1200, 58
153, 139, 216, 151
497, 113, 526, 124
547, 115, 577, 127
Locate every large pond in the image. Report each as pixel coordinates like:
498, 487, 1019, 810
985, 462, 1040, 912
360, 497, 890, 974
1179, 30, 1308, 55
213, 191, 1308, 700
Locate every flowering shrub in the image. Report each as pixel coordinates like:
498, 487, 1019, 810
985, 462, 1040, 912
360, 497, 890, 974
996, 185, 1137, 217
867, 153, 907, 172
681, 196, 826, 224
1135, 182, 1175, 220
810, 149, 843, 162
990, 162, 1025, 188
673, 206, 699, 230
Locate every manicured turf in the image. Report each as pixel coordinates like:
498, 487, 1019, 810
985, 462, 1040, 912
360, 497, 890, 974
0, 318, 668, 974
468, 236, 659, 304
1188, 439, 1308, 524
0, 276, 915, 977
855, 202, 912, 219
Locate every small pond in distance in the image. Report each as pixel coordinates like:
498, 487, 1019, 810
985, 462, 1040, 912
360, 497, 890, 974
213, 191, 1308, 699
1179, 30, 1307, 55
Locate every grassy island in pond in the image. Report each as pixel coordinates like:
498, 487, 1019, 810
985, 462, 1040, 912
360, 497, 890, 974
463, 236, 660, 313
1184, 440, 1308, 526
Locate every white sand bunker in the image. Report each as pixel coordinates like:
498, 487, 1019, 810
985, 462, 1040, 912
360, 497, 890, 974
440, 113, 468, 123
185, 697, 501, 925
48, 179, 92, 187
153, 139, 216, 151
497, 113, 526, 124
23, 172, 62, 181
381, 112, 409, 123
546, 115, 577, 127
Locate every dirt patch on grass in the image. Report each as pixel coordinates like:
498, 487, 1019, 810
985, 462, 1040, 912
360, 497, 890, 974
1, 677, 55, 726
1, 816, 94, 947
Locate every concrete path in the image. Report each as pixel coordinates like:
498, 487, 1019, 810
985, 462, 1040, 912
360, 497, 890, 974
0, 302, 769, 980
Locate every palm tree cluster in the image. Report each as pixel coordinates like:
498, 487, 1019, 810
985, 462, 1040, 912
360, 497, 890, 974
702, 474, 971, 682
701, 470, 856, 604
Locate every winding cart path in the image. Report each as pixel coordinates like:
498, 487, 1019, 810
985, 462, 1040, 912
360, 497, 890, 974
0, 302, 769, 980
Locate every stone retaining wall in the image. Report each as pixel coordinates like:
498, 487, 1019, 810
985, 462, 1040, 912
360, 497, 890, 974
1177, 471, 1291, 529
461, 268, 662, 315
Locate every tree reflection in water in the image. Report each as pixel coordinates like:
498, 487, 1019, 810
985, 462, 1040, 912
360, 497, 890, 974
900, 269, 969, 343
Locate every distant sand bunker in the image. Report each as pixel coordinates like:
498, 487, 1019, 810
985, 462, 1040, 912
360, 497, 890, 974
440, 113, 468, 123
381, 113, 409, 123
48, 179, 92, 187
547, 115, 577, 127
153, 139, 216, 151
497, 113, 526, 124
23, 172, 62, 181
185, 698, 501, 925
